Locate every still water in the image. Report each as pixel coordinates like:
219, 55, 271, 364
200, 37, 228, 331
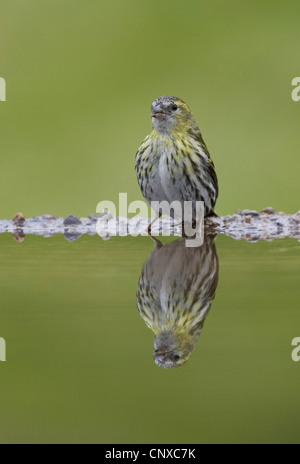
0, 233, 299, 443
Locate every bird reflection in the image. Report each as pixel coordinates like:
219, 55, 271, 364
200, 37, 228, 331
137, 235, 219, 368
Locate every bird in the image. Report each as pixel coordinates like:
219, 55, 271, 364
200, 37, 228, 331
135, 96, 218, 230
136, 235, 219, 368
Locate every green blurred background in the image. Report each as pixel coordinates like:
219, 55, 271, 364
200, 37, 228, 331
1, 0, 300, 219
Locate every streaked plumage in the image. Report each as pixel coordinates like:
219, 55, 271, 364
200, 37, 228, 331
137, 235, 219, 368
135, 96, 218, 220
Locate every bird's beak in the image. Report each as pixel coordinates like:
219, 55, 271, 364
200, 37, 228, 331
151, 106, 167, 120
154, 348, 169, 356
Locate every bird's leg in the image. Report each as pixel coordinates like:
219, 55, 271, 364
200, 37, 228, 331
147, 212, 163, 248
149, 234, 163, 249
147, 212, 162, 235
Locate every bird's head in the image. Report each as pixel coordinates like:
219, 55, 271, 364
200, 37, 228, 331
153, 328, 199, 369
151, 96, 195, 135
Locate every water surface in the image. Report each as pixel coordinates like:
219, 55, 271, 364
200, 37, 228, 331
0, 233, 299, 443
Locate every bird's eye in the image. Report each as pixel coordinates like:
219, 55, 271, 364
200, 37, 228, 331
171, 104, 178, 111
174, 354, 180, 362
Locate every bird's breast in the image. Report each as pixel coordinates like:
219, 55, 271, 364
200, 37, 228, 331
157, 144, 185, 201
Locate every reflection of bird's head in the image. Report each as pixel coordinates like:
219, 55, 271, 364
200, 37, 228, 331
153, 329, 200, 369
137, 236, 219, 369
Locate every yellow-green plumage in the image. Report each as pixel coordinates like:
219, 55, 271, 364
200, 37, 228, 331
136, 96, 218, 219
137, 236, 219, 368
